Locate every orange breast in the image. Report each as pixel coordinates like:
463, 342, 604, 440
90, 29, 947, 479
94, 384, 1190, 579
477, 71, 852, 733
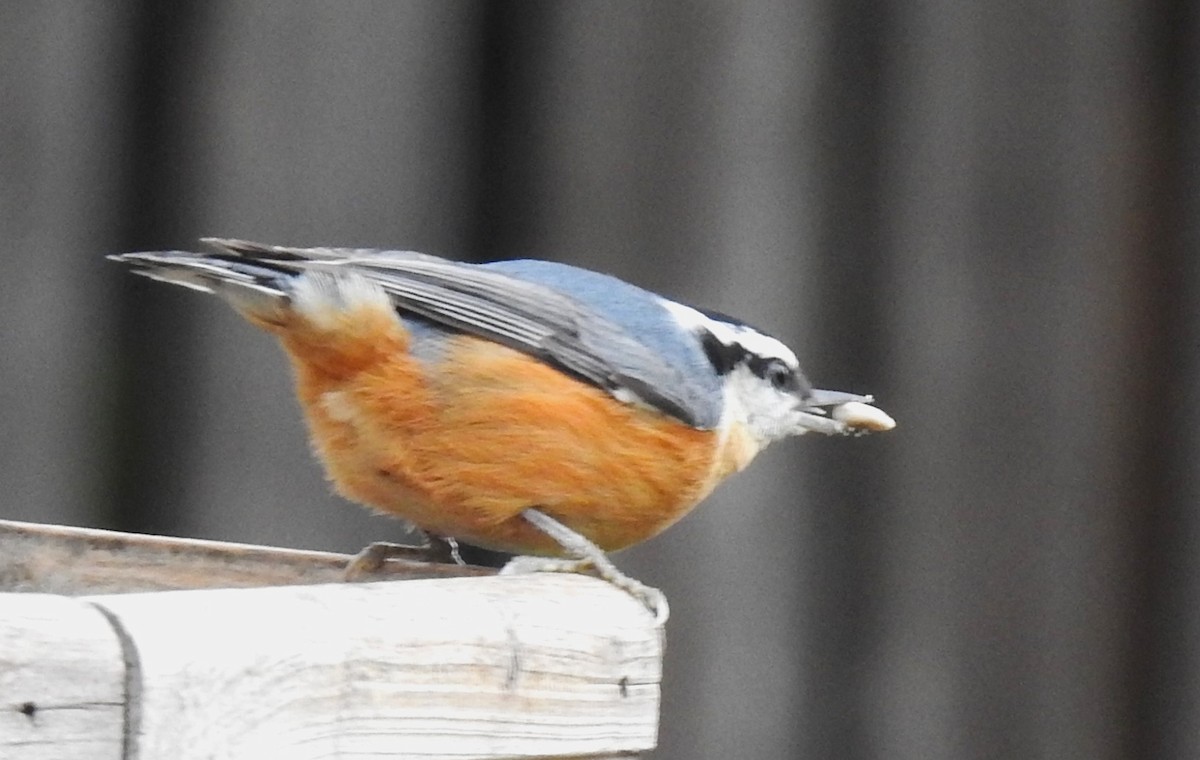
262, 303, 730, 555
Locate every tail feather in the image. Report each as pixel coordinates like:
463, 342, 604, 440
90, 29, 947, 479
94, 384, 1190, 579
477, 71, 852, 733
109, 239, 441, 324
108, 250, 297, 317
111, 239, 451, 315
199, 237, 446, 266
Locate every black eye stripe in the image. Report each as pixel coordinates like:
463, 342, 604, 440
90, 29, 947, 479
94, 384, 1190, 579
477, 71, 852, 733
747, 356, 798, 391
699, 328, 802, 394
700, 330, 748, 376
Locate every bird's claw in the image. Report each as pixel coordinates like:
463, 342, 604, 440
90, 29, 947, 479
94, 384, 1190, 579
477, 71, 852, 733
344, 537, 463, 580
501, 555, 670, 624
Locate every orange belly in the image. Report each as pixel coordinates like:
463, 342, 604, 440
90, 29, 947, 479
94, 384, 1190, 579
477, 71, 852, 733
259, 302, 731, 555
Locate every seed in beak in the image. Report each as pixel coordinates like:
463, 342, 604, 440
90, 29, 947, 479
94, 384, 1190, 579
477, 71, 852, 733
831, 401, 896, 432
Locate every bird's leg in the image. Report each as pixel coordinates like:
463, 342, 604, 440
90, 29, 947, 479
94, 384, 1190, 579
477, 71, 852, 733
344, 531, 463, 580
427, 534, 465, 564
500, 508, 669, 624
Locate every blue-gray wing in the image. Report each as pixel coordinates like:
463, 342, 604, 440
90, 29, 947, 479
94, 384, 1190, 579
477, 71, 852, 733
193, 239, 723, 429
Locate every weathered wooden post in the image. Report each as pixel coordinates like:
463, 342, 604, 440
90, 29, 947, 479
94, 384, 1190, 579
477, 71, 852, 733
0, 519, 662, 759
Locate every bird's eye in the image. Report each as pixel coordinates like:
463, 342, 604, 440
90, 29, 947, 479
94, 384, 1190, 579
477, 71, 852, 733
765, 360, 795, 391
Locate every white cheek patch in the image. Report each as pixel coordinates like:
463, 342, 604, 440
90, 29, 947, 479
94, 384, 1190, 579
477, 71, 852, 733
717, 365, 797, 444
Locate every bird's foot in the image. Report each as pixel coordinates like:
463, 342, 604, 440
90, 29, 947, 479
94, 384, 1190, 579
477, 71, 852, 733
343, 536, 463, 581
501, 509, 670, 625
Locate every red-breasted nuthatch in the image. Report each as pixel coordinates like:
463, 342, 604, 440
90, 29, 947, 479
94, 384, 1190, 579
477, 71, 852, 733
111, 239, 894, 622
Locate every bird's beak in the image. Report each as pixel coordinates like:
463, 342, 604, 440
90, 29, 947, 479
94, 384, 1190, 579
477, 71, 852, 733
794, 388, 896, 436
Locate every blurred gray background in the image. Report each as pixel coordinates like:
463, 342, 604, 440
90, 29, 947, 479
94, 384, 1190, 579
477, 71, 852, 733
3, 2, 1197, 758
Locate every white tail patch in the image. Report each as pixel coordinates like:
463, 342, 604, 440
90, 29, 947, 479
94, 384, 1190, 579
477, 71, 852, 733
290, 271, 395, 330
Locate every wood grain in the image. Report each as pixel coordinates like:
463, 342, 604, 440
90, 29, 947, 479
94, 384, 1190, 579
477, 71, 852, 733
0, 594, 126, 760
90, 574, 660, 759
0, 520, 661, 759
0, 518, 488, 596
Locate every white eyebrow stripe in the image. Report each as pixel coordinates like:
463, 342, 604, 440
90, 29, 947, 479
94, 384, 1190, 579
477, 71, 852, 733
658, 298, 799, 368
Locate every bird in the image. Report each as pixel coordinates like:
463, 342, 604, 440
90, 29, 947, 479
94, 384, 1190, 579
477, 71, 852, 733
110, 238, 895, 622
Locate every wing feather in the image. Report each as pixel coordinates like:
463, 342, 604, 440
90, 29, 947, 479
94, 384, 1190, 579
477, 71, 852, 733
197, 239, 715, 428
